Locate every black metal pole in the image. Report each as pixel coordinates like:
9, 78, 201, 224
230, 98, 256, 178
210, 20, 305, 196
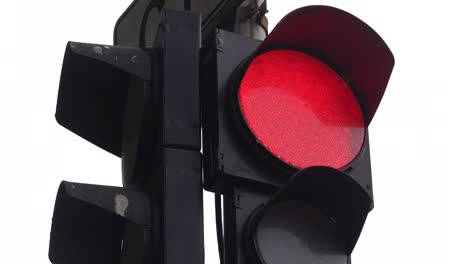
158, 10, 203, 264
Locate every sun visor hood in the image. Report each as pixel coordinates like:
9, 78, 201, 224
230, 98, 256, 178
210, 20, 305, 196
56, 42, 151, 156
259, 5, 394, 124
248, 166, 372, 255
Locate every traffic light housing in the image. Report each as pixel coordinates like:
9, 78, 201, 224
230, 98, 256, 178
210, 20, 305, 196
48, 3, 394, 264
49, 9, 203, 264
200, 5, 394, 264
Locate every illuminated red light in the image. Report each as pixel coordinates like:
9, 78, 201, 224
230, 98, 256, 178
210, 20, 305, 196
238, 50, 365, 169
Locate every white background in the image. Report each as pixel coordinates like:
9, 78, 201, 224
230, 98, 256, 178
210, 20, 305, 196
1, 0, 467, 263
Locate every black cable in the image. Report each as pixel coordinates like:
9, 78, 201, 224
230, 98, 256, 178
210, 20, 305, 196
256, 0, 268, 36
215, 193, 224, 264
235, 0, 269, 37
139, 3, 156, 47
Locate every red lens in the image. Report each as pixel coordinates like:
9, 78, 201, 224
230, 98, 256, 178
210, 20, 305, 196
238, 50, 365, 169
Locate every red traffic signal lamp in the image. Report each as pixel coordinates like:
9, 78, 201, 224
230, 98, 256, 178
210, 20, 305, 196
201, 5, 394, 264
238, 49, 365, 169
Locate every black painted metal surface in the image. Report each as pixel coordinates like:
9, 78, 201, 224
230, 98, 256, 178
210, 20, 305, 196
50, 8, 203, 264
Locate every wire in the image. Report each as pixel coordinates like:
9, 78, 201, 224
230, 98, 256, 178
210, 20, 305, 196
139, 2, 156, 47
256, 0, 268, 35
215, 193, 224, 264
139, 0, 165, 47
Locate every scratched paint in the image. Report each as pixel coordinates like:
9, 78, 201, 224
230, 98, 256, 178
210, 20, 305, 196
93, 46, 103, 55
114, 194, 129, 217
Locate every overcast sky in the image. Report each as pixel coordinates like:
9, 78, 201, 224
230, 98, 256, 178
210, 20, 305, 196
1, 0, 467, 263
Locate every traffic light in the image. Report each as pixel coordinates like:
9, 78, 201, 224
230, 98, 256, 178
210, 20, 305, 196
49, 9, 203, 264
200, 5, 394, 264
48, 2, 394, 264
